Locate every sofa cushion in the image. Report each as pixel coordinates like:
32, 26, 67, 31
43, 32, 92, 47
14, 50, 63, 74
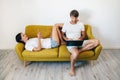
25, 25, 52, 38
22, 48, 58, 58
59, 44, 95, 59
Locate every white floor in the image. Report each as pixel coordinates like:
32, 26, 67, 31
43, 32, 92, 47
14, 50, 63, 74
0, 49, 120, 80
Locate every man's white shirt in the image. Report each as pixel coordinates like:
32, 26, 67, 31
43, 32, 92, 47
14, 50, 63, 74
62, 22, 85, 40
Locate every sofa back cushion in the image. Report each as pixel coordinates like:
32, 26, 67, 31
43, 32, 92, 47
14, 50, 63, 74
25, 24, 92, 39
84, 24, 94, 39
25, 25, 52, 38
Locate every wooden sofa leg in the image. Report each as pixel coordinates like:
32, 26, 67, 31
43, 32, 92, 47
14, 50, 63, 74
90, 60, 94, 66
24, 61, 27, 67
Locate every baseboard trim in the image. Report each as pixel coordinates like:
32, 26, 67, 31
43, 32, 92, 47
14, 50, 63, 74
103, 46, 120, 49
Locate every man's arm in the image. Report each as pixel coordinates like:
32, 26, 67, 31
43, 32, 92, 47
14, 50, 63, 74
55, 23, 68, 40
55, 23, 73, 41
33, 32, 42, 51
62, 32, 68, 41
62, 32, 73, 41
79, 31, 86, 40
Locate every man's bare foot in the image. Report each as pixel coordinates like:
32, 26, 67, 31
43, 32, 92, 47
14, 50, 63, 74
69, 69, 75, 76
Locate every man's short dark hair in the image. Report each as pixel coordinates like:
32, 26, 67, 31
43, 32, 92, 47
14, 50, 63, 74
15, 33, 25, 44
70, 10, 79, 17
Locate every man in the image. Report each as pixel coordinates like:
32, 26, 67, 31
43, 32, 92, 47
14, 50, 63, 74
55, 10, 100, 76
15, 26, 63, 51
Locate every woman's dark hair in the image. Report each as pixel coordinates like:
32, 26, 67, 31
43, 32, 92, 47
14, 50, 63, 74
70, 10, 79, 17
15, 33, 25, 44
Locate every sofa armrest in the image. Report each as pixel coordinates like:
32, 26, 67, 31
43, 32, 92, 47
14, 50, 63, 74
94, 44, 102, 55
86, 25, 102, 59
91, 44, 102, 60
86, 25, 95, 39
15, 43, 25, 61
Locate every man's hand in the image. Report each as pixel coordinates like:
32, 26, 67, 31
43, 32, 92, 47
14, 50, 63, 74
78, 37, 84, 40
37, 32, 42, 39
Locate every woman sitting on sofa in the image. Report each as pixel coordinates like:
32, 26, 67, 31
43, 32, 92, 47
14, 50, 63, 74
15, 26, 64, 51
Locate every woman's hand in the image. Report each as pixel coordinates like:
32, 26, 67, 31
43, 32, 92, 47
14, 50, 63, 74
37, 32, 42, 38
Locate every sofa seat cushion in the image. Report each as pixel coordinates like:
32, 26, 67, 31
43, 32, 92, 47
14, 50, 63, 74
59, 45, 95, 59
22, 48, 58, 58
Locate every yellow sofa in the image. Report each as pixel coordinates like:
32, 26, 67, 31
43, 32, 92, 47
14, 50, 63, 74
15, 25, 102, 66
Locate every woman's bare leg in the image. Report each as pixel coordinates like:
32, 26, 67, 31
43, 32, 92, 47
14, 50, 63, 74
53, 24, 65, 44
55, 26, 66, 44
51, 26, 60, 45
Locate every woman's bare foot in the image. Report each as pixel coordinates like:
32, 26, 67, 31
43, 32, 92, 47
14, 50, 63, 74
69, 69, 75, 76
61, 41, 66, 45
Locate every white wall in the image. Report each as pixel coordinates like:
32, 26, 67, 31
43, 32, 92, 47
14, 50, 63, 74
0, 0, 120, 49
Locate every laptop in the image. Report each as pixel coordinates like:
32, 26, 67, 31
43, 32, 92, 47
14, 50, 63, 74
66, 40, 84, 46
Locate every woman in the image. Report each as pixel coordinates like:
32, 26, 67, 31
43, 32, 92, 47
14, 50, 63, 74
15, 26, 64, 51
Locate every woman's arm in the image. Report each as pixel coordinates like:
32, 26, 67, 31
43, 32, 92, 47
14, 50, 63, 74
33, 32, 42, 51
